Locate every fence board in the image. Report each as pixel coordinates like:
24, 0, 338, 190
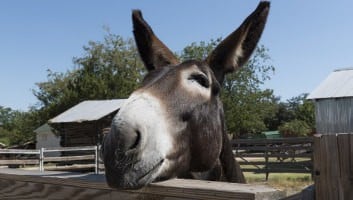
0, 169, 286, 200
0, 149, 40, 155
314, 133, 353, 200
0, 159, 39, 165
232, 137, 313, 145
44, 155, 95, 162
337, 134, 353, 199
43, 146, 96, 152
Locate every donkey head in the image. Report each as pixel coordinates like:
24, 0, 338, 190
102, 2, 269, 189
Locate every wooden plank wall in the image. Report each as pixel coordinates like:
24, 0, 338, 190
314, 98, 353, 134
313, 133, 353, 200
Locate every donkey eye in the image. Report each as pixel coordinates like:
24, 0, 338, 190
189, 74, 210, 88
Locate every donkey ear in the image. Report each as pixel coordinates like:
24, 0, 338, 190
132, 10, 179, 71
206, 1, 270, 83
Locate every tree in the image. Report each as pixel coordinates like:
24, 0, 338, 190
33, 33, 144, 120
287, 93, 315, 130
0, 106, 17, 129
278, 93, 315, 137
180, 40, 276, 137
7, 108, 41, 145
0, 106, 15, 145
279, 119, 311, 137
264, 101, 295, 131
0, 106, 41, 145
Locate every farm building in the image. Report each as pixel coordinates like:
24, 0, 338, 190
307, 68, 353, 134
35, 123, 61, 156
48, 99, 125, 147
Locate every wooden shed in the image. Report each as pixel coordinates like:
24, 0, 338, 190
48, 99, 125, 147
35, 123, 61, 156
307, 68, 353, 134
307, 68, 353, 199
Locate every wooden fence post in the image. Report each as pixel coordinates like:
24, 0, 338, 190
265, 148, 269, 181
314, 133, 353, 200
39, 148, 44, 172
94, 145, 99, 174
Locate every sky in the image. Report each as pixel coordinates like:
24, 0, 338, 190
1, 0, 353, 111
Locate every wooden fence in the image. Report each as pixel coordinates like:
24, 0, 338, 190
0, 168, 285, 200
313, 133, 353, 200
0, 146, 100, 174
1, 138, 314, 178
231, 137, 313, 180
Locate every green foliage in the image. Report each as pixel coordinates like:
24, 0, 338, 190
278, 119, 311, 137
180, 40, 276, 137
3, 32, 145, 145
0, 106, 16, 130
287, 93, 315, 130
222, 46, 276, 136
266, 93, 315, 136
33, 32, 144, 120
0, 106, 41, 145
179, 38, 222, 61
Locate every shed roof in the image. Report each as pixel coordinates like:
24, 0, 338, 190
34, 123, 53, 134
307, 68, 353, 99
49, 99, 125, 123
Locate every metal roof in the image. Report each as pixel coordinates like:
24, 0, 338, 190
307, 68, 353, 99
34, 123, 53, 134
49, 99, 126, 123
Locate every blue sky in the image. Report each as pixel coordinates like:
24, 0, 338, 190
1, 0, 353, 111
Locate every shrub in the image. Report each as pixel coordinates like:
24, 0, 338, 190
279, 120, 311, 137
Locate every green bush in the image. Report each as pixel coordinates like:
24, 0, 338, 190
279, 120, 311, 137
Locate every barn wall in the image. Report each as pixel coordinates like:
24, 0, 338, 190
315, 98, 353, 134
35, 124, 61, 157
36, 132, 61, 157
60, 122, 99, 147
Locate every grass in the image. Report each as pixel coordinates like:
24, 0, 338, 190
237, 157, 313, 196
244, 172, 313, 196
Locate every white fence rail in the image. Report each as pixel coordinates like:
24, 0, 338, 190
0, 146, 100, 174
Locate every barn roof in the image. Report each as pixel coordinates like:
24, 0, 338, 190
307, 68, 353, 100
34, 123, 53, 134
49, 99, 126, 123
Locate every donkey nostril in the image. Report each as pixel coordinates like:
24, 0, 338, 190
129, 130, 141, 150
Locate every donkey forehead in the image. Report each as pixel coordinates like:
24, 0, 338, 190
141, 60, 213, 87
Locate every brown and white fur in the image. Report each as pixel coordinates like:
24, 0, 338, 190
102, 1, 270, 189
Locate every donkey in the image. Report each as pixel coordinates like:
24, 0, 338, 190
102, 1, 270, 189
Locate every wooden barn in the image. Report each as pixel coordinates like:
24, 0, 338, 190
48, 99, 125, 147
307, 68, 353, 134
307, 68, 353, 199
35, 123, 61, 156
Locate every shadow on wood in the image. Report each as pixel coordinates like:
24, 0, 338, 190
0, 168, 285, 200
313, 133, 353, 200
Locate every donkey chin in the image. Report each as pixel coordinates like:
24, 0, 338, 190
103, 135, 168, 189
103, 152, 166, 189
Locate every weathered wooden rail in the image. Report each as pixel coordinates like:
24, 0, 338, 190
231, 137, 313, 180
0, 146, 100, 173
0, 168, 285, 200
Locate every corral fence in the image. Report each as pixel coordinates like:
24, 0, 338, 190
231, 137, 313, 180
0, 146, 101, 174
0, 137, 314, 179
